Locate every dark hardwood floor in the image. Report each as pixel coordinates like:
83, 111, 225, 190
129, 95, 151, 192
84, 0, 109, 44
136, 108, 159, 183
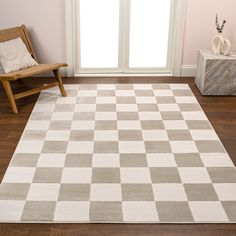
0, 76, 236, 236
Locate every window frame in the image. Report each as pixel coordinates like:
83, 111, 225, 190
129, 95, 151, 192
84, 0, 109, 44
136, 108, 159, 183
65, 0, 187, 77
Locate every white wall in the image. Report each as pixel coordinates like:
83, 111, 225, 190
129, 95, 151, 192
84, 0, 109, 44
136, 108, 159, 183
0, 0, 236, 76
0, 0, 66, 64
183, 0, 236, 66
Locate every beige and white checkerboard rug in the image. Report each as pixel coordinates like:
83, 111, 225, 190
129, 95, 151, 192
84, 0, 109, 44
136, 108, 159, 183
0, 84, 236, 223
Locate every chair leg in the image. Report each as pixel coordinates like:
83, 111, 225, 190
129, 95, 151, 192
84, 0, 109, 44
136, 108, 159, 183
53, 69, 67, 97
1, 80, 18, 114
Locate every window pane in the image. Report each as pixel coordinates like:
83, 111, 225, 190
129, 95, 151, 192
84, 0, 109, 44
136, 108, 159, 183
129, 0, 171, 68
80, 0, 120, 68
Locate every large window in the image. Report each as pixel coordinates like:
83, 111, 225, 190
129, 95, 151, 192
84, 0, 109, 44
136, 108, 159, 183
79, 0, 120, 69
128, 0, 171, 69
71, 0, 183, 75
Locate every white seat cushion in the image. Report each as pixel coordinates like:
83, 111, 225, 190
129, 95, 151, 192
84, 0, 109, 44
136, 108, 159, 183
0, 37, 38, 73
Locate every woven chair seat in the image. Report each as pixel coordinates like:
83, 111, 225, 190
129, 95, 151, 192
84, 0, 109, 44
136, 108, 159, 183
0, 63, 67, 81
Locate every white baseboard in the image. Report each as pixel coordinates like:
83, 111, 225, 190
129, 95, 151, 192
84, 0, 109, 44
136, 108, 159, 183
73, 66, 197, 78
33, 66, 195, 78
180, 65, 196, 77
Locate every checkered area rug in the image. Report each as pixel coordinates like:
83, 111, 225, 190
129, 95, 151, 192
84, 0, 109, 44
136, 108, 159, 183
0, 84, 236, 223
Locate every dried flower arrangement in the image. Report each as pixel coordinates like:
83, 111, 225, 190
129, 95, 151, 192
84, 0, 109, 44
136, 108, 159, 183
215, 14, 226, 34
212, 14, 231, 56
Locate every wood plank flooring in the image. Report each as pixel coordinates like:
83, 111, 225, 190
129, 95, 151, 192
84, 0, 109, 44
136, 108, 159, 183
0, 77, 235, 236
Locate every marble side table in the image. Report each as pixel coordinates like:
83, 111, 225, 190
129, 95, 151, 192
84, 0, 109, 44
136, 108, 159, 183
195, 50, 236, 95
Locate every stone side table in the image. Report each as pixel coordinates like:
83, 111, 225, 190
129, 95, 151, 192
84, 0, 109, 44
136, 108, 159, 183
195, 50, 236, 95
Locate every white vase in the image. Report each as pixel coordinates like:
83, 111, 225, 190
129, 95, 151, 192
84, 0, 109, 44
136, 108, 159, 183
212, 33, 232, 56
220, 38, 232, 56
212, 34, 224, 54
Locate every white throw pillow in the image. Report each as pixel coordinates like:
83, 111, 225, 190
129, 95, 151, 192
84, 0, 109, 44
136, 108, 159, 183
0, 37, 38, 73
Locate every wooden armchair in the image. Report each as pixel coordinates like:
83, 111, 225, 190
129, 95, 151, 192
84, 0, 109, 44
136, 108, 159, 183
0, 25, 67, 113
